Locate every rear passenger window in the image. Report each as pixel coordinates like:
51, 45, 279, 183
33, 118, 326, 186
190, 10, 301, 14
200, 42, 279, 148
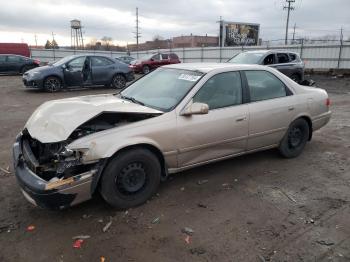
193, 71, 242, 110
277, 53, 290, 64
245, 70, 287, 102
161, 54, 169, 60
91, 57, 113, 66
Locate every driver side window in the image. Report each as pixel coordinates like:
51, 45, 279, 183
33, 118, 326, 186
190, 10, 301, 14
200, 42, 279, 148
193, 71, 242, 110
67, 56, 86, 70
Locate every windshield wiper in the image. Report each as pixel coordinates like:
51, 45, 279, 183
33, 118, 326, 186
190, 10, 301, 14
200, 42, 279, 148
120, 95, 145, 106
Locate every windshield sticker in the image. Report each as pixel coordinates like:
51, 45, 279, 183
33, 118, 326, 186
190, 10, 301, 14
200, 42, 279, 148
178, 74, 201, 82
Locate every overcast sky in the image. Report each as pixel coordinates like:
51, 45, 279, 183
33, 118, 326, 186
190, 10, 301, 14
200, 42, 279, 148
0, 0, 349, 46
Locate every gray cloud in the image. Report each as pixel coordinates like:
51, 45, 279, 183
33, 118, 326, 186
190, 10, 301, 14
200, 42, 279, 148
0, 0, 349, 45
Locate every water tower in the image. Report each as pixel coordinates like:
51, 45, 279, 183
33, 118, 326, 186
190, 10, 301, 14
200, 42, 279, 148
70, 19, 84, 49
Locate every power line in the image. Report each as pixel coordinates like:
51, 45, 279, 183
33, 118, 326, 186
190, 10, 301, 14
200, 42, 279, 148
283, 0, 295, 44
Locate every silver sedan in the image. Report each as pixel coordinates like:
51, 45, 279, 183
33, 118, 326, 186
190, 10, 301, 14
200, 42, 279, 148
13, 63, 331, 209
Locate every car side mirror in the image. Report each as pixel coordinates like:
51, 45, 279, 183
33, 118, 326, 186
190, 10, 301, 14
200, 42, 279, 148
150, 58, 154, 61
62, 64, 67, 70
181, 102, 209, 116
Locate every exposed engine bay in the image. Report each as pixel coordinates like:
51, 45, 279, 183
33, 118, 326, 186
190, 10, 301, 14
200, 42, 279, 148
21, 112, 160, 181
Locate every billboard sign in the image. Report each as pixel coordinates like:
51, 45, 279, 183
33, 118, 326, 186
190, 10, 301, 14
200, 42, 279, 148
221, 21, 260, 46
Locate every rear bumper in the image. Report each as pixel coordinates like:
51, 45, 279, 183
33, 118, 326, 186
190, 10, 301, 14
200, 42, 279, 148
125, 71, 135, 82
312, 111, 332, 131
13, 134, 101, 209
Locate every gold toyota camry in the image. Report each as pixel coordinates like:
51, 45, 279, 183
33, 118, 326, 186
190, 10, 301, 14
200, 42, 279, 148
13, 63, 331, 209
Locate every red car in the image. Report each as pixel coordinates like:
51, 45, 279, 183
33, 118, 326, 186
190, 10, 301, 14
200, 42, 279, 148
129, 53, 180, 74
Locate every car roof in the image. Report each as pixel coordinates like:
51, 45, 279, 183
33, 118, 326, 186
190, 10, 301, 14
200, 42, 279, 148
163, 62, 268, 73
243, 50, 299, 55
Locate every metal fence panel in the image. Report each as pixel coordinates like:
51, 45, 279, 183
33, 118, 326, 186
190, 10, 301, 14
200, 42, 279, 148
31, 43, 350, 69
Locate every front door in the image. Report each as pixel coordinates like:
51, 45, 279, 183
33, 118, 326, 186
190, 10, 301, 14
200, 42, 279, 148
243, 70, 296, 150
0, 56, 7, 72
177, 71, 249, 167
63, 56, 86, 87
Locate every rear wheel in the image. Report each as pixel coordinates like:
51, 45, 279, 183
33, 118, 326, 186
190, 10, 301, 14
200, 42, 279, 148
100, 148, 161, 209
142, 65, 150, 74
44, 76, 62, 92
279, 118, 310, 158
111, 74, 126, 89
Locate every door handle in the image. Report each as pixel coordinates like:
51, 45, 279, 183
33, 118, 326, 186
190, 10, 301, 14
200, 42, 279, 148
288, 106, 295, 111
236, 116, 247, 122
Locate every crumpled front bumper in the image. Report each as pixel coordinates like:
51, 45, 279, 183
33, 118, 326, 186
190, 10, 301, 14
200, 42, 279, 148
12, 134, 103, 209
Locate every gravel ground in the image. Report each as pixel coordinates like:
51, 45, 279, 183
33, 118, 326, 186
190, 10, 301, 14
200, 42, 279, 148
0, 74, 349, 262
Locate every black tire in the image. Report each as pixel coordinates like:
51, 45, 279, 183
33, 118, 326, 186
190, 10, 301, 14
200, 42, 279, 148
20, 65, 31, 74
44, 76, 62, 92
142, 65, 150, 74
100, 148, 161, 209
111, 74, 126, 89
290, 74, 301, 83
279, 118, 310, 158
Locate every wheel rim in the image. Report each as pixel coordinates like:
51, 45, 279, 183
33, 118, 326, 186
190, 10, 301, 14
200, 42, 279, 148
45, 78, 60, 92
143, 66, 150, 74
113, 75, 125, 88
116, 162, 147, 195
288, 126, 303, 148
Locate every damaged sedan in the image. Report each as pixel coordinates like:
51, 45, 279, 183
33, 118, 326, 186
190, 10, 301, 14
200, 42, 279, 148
13, 63, 331, 209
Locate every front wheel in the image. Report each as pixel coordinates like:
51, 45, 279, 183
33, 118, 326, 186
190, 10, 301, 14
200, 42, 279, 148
278, 118, 310, 158
100, 148, 161, 209
111, 74, 126, 89
44, 76, 62, 92
142, 65, 150, 74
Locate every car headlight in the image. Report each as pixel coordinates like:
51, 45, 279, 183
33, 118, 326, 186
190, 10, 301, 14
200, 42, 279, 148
30, 71, 41, 77
59, 147, 90, 158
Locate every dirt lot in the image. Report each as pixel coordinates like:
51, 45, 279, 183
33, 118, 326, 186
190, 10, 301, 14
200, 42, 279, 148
0, 74, 349, 262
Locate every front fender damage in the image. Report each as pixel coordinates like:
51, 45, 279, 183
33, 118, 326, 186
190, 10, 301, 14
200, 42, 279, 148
15, 112, 161, 208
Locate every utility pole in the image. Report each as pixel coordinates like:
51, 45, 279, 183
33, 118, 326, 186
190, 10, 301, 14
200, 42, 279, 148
34, 34, 38, 47
292, 23, 296, 43
134, 7, 141, 52
216, 16, 223, 47
283, 0, 295, 44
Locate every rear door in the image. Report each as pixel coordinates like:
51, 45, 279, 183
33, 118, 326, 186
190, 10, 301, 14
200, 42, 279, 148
6, 55, 22, 72
63, 56, 86, 86
90, 56, 115, 84
177, 71, 249, 167
271, 52, 293, 77
243, 70, 296, 150
160, 53, 170, 66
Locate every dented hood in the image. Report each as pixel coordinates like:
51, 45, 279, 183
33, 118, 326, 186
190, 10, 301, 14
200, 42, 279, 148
25, 94, 162, 143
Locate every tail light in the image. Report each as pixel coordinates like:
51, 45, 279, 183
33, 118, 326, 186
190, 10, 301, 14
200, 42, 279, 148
34, 59, 40, 65
325, 98, 331, 107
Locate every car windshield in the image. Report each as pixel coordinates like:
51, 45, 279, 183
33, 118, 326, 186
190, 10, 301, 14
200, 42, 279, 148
120, 68, 203, 111
51, 56, 79, 66
228, 52, 265, 64
140, 54, 155, 60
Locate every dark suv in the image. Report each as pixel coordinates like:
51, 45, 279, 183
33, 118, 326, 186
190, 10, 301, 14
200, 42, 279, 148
228, 50, 304, 83
0, 54, 40, 74
129, 52, 181, 74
